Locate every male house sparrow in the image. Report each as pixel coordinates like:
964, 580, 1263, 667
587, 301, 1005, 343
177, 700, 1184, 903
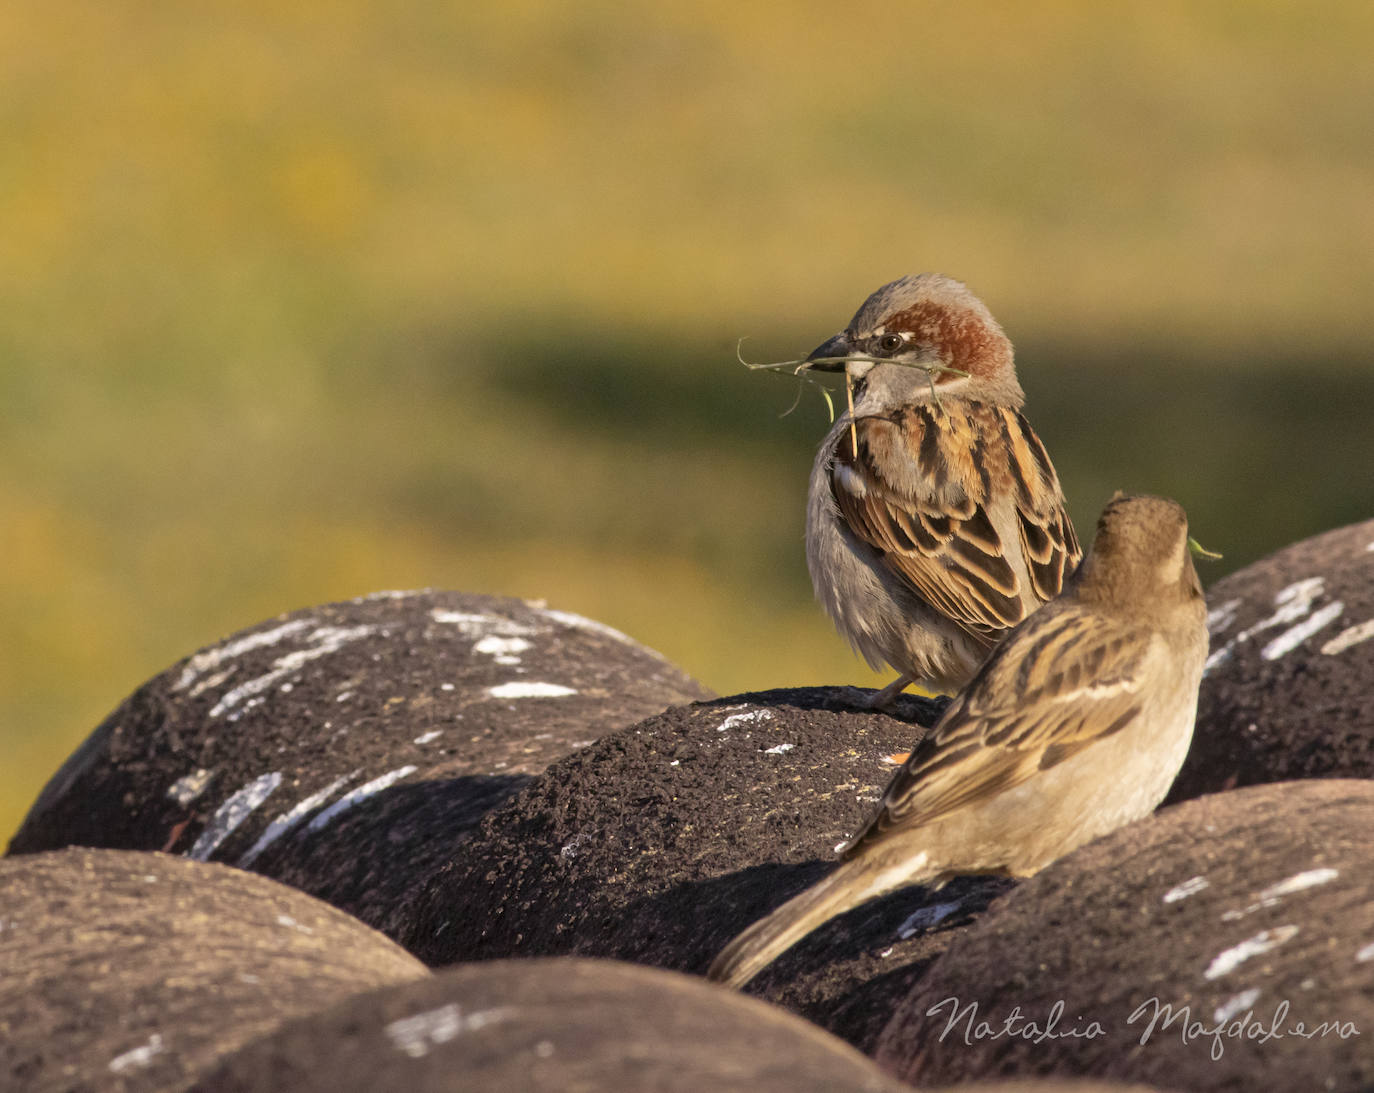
708, 494, 1209, 989
804, 274, 1080, 704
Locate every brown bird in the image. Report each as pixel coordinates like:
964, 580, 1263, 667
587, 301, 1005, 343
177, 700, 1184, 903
804, 274, 1080, 705
709, 494, 1209, 989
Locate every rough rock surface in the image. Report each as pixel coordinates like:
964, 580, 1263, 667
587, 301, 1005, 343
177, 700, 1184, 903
1171, 518, 1374, 802
398, 686, 1016, 1051
0, 847, 427, 1093
8, 591, 711, 936
926, 1085, 1164, 1093
190, 958, 914, 1093
876, 780, 1374, 1091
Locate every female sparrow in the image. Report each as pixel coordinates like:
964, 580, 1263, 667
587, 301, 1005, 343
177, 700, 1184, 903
709, 494, 1209, 988
804, 274, 1080, 704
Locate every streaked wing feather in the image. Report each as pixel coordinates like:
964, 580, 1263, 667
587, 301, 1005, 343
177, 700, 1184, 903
1002, 407, 1083, 601
832, 405, 1079, 642
846, 605, 1151, 855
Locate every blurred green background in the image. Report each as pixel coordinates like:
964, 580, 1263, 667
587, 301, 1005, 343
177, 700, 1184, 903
4, 1, 1373, 843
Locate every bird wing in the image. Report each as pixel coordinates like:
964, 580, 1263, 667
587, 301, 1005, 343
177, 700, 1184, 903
830, 403, 1080, 643
845, 602, 1152, 855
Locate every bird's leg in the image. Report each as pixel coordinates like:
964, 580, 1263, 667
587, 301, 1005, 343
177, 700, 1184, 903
864, 673, 915, 710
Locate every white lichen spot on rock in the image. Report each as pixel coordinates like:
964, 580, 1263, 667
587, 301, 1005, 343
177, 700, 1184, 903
1258, 868, 1340, 900
473, 635, 533, 665
1261, 601, 1344, 660
541, 608, 634, 646
541, 606, 678, 664
1254, 578, 1328, 632
560, 834, 590, 860
358, 589, 427, 602
276, 913, 313, 934
1213, 988, 1261, 1024
239, 771, 359, 866
1163, 875, 1210, 903
487, 681, 577, 699
1206, 599, 1243, 635
174, 619, 313, 692
430, 609, 537, 638
896, 899, 964, 938
718, 709, 772, 732
108, 1033, 165, 1074
1204, 926, 1299, 980
166, 768, 215, 806
1224, 867, 1341, 920
431, 609, 546, 663
1204, 578, 1340, 674
1203, 646, 1233, 674
208, 625, 379, 718
188, 668, 235, 699
188, 772, 283, 861
385, 1003, 514, 1058
1322, 618, 1374, 656
306, 766, 417, 832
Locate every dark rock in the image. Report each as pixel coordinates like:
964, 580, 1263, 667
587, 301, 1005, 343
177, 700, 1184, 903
0, 847, 426, 1093
7, 591, 711, 937
875, 780, 1374, 1091
190, 957, 914, 1093
926, 1084, 1165, 1093
1171, 519, 1374, 803
399, 686, 1008, 1051
752, 872, 1016, 1055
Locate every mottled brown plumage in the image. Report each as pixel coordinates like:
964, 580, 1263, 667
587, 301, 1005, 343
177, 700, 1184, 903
709, 495, 1208, 989
805, 274, 1080, 701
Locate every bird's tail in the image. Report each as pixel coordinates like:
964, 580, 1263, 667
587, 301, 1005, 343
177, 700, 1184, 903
707, 851, 927, 989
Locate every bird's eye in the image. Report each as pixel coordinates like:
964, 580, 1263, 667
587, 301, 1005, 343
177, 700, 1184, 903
876, 333, 905, 354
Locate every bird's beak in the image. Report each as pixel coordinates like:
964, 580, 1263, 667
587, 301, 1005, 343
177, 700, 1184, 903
803, 332, 852, 372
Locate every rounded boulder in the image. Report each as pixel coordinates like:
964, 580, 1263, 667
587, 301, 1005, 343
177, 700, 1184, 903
1171, 518, 1374, 803
0, 847, 427, 1093
191, 957, 913, 1093
8, 591, 711, 937
399, 686, 1013, 1051
875, 780, 1374, 1090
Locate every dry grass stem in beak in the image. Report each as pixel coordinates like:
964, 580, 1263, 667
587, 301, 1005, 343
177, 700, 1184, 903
737, 341, 840, 422
737, 343, 968, 435
846, 372, 857, 458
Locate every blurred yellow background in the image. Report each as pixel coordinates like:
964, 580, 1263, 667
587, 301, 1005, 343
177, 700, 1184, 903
4, 1, 1373, 843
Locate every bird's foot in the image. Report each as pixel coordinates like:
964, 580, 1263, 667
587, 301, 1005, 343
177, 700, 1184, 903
863, 674, 915, 711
